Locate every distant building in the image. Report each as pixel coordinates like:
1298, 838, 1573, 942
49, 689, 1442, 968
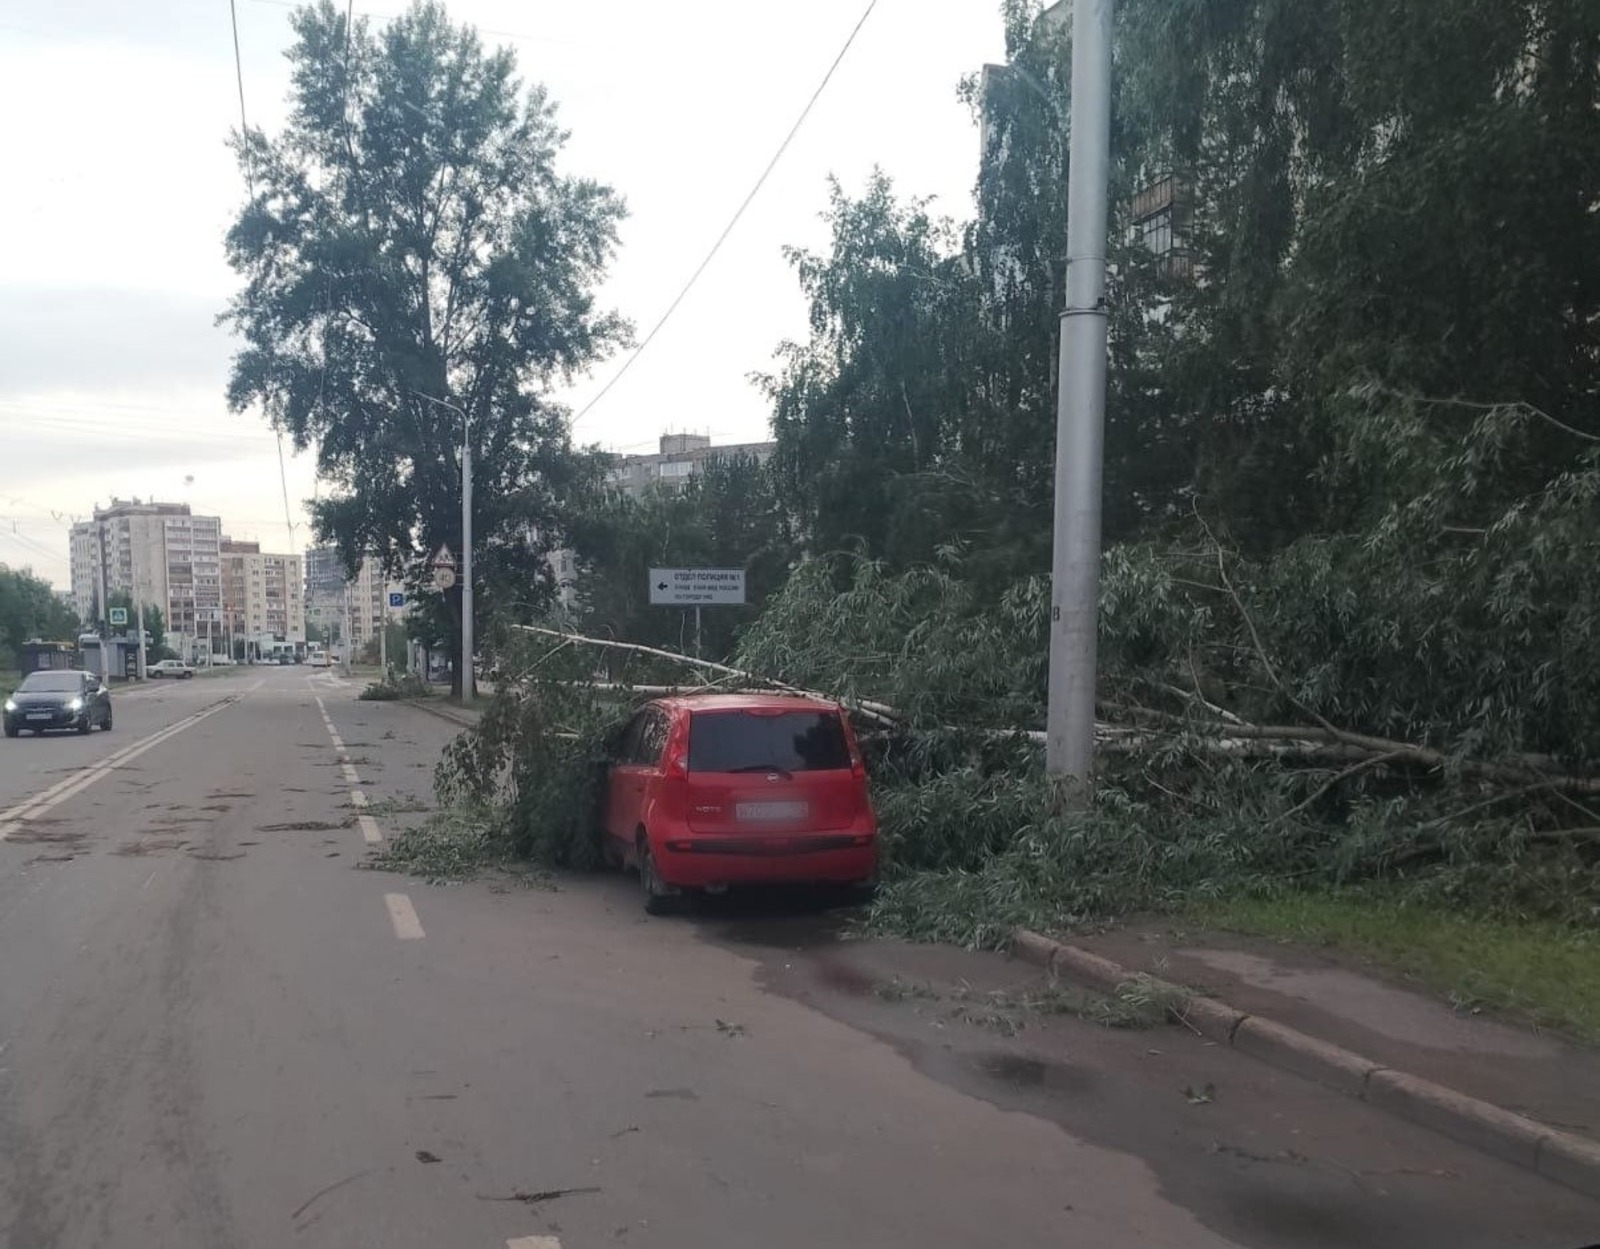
69, 498, 222, 653
221, 537, 305, 656
606, 433, 776, 501
304, 544, 346, 599
304, 548, 403, 650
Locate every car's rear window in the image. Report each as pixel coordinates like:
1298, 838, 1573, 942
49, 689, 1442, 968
19, 672, 83, 692
687, 709, 850, 774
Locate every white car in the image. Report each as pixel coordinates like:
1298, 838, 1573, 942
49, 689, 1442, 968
148, 660, 195, 679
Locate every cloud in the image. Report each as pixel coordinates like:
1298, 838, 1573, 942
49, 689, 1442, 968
0, 286, 235, 399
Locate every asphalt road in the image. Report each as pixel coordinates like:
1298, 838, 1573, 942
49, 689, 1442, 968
0, 665, 1595, 1249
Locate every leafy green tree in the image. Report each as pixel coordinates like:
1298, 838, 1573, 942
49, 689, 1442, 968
222, 0, 629, 695
0, 567, 79, 669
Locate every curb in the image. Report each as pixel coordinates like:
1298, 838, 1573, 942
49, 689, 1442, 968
400, 698, 480, 730
1010, 926, 1600, 1201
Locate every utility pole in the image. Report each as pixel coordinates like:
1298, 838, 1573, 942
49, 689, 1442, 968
133, 527, 148, 681
1045, 0, 1114, 789
462, 424, 474, 702
413, 391, 474, 703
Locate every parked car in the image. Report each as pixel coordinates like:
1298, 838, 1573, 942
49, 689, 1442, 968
599, 694, 877, 913
148, 660, 195, 679
4, 669, 112, 736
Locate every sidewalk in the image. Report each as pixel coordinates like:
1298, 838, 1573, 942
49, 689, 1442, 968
1016, 920, 1600, 1197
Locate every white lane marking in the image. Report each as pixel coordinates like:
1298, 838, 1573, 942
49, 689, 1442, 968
349, 790, 367, 808
141, 870, 157, 890
340, 763, 361, 784
0, 697, 239, 839
383, 893, 424, 939
314, 696, 326, 712
357, 815, 382, 844
329, 735, 345, 750
507, 1239, 562, 1249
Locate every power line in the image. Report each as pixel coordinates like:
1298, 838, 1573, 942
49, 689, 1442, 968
570, 0, 881, 430
228, 0, 300, 555
229, 0, 254, 192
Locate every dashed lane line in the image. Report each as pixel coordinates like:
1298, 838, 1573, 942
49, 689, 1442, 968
383, 892, 425, 940
507, 1238, 562, 1248
319, 694, 412, 926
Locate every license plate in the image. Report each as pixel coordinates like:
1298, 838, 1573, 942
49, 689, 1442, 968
736, 800, 809, 822
25, 712, 52, 721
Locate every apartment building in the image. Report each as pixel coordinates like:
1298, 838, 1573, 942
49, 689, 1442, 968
606, 433, 776, 501
304, 548, 403, 650
221, 537, 305, 653
69, 499, 222, 649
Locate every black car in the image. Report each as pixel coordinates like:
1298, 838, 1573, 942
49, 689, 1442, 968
3, 670, 113, 737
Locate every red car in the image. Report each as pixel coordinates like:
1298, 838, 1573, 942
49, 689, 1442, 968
600, 693, 878, 913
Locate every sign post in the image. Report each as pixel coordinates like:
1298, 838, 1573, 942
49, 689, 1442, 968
648, 568, 746, 658
381, 591, 405, 674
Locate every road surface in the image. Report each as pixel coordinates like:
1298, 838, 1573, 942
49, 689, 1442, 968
0, 666, 1595, 1248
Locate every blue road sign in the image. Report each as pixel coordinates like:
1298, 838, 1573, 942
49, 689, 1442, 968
387, 591, 406, 609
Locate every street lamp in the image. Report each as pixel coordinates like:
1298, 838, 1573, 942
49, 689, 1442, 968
413, 391, 474, 702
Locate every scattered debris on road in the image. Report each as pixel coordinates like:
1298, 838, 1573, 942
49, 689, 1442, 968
479, 1186, 602, 1205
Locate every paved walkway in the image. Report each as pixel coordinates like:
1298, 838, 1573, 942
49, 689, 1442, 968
1076, 923, 1600, 1145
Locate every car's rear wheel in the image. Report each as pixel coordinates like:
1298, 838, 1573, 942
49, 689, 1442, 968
638, 838, 677, 916
102, 708, 113, 732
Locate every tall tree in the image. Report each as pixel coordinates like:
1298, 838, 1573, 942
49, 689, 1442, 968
222, 0, 629, 693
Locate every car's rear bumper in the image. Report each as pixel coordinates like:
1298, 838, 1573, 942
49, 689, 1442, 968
652, 832, 877, 888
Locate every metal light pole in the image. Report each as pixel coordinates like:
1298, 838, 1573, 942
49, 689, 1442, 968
1045, 0, 1114, 788
414, 391, 474, 702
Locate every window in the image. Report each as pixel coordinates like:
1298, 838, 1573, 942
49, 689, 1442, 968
635, 712, 669, 766
688, 709, 850, 773
658, 459, 694, 478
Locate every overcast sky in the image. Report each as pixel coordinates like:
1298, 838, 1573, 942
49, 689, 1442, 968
0, 0, 1005, 587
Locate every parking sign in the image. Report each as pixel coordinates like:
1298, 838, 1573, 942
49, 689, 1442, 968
388, 591, 405, 609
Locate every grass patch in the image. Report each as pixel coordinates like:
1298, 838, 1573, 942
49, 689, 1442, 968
1192, 890, 1600, 1044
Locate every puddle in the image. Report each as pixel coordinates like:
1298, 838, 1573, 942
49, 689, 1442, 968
973, 1051, 1095, 1096
814, 957, 877, 997
258, 819, 354, 832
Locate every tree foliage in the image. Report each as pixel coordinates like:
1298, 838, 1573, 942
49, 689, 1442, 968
222, 0, 628, 690
730, 0, 1600, 938
0, 567, 78, 668
567, 456, 795, 662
